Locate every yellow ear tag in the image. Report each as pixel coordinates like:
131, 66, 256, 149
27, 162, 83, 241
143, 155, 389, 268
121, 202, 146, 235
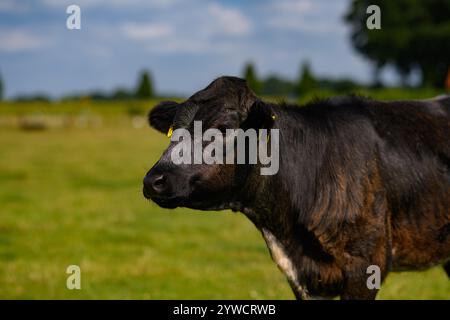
271, 115, 276, 120
167, 126, 173, 138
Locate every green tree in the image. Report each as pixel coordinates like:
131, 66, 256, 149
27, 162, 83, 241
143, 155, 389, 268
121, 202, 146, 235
261, 75, 295, 96
345, 0, 450, 87
296, 61, 317, 96
242, 62, 261, 94
112, 87, 132, 100
135, 70, 154, 99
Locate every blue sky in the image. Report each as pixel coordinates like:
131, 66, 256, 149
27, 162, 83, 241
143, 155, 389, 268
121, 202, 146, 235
0, 0, 393, 98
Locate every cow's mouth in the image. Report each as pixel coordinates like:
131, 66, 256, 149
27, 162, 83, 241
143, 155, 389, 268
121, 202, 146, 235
151, 196, 185, 209
143, 183, 232, 211
142, 186, 179, 207
145, 191, 230, 212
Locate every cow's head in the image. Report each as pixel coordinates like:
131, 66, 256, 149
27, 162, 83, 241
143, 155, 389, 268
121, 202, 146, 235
143, 76, 275, 210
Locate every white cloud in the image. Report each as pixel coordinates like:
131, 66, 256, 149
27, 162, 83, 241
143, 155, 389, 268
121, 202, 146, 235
263, 0, 345, 34
117, 3, 252, 54
121, 23, 172, 40
41, 0, 183, 9
0, 31, 48, 52
207, 3, 252, 36
268, 17, 344, 34
268, 0, 313, 14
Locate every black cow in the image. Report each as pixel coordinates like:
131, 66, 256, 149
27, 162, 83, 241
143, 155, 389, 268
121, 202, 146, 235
143, 76, 450, 299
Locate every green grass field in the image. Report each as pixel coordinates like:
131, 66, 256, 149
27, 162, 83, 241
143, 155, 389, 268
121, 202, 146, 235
0, 93, 449, 299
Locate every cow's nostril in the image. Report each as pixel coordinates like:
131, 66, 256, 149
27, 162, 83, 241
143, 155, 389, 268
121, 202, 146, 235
152, 174, 167, 193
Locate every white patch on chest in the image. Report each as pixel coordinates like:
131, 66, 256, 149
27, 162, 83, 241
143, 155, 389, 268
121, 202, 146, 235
261, 228, 309, 299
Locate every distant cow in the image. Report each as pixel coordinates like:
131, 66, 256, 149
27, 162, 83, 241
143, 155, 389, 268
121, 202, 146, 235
143, 76, 450, 299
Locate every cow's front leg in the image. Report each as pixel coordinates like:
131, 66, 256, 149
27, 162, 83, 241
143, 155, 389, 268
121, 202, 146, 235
287, 279, 310, 300
340, 187, 391, 300
261, 228, 310, 300
340, 262, 380, 299
340, 246, 389, 300
444, 261, 450, 278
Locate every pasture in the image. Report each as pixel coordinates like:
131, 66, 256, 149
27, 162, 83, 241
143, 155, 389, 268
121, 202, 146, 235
0, 90, 449, 299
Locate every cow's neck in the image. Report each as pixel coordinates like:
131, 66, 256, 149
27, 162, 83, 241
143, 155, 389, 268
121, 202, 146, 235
237, 103, 305, 235
234, 104, 330, 299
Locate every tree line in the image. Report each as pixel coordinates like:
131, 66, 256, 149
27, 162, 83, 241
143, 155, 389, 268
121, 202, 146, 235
0, 70, 155, 102
62, 70, 155, 102
242, 61, 363, 98
0, 63, 363, 102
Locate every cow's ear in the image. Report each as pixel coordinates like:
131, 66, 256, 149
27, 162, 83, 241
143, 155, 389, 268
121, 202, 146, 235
241, 100, 275, 130
148, 101, 179, 134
